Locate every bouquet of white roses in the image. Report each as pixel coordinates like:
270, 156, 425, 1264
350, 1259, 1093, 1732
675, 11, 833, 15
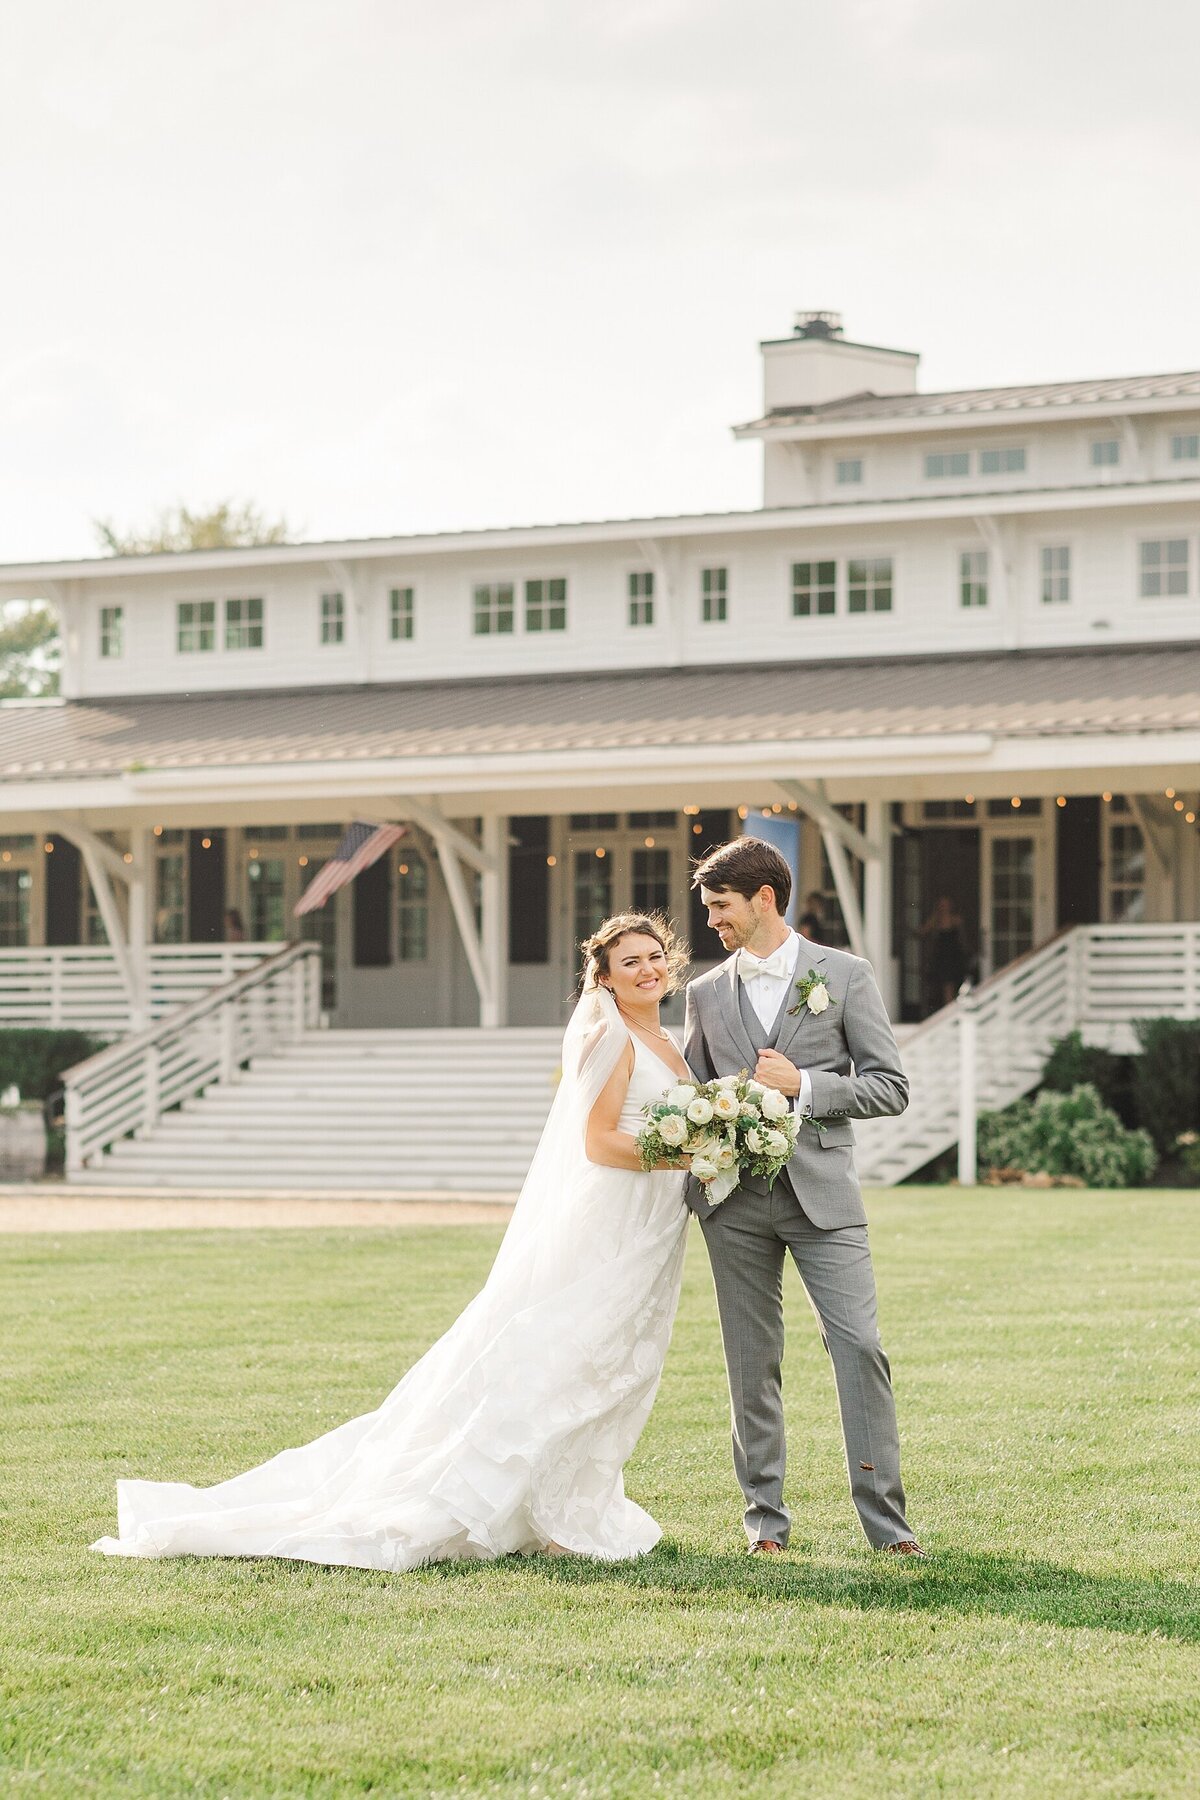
636, 1071, 799, 1206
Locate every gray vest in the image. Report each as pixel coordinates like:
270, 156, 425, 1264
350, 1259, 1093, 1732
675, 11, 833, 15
737, 971, 793, 1055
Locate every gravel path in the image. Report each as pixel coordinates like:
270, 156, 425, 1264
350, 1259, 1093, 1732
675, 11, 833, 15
0, 1190, 517, 1233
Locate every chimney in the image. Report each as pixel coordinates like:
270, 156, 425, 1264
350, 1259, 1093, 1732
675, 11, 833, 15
761, 312, 919, 412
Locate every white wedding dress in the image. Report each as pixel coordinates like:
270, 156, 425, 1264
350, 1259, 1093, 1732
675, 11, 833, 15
92, 990, 689, 1570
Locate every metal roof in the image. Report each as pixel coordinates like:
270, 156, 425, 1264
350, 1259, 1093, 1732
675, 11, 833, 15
1, 645, 1197, 782
742, 369, 1200, 429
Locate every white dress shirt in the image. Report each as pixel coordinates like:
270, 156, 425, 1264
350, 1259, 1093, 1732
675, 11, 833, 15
736, 929, 814, 1117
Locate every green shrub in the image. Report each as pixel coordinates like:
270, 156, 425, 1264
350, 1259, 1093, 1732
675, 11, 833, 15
0, 1029, 104, 1104
977, 1083, 1157, 1188
1040, 1029, 1136, 1125
1131, 1017, 1200, 1156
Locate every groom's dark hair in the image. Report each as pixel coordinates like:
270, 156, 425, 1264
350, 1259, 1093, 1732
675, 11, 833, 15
691, 837, 792, 915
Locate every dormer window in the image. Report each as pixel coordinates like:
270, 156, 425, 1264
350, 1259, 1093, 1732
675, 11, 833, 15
835, 458, 863, 485
320, 592, 345, 645
1170, 432, 1199, 462
628, 571, 654, 626
924, 451, 969, 479
99, 606, 123, 659
389, 587, 415, 641
177, 600, 216, 652
525, 578, 567, 632
979, 446, 1026, 474
1091, 438, 1120, 467
473, 583, 515, 634
225, 597, 264, 650
700, 567, 728, 622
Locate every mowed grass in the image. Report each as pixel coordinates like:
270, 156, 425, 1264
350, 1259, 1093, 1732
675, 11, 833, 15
2, 1191, 1198, 1799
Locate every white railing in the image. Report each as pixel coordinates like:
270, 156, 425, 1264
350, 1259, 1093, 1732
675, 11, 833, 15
0, 942, 284, 1034
62, 943, 320, 1174
857, 921, 1200, 1187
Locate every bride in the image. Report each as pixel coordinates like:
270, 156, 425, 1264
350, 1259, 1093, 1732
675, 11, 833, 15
92, 913, 693, 1570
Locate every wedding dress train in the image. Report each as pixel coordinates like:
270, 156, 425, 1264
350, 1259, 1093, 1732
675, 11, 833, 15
92, 997, 688, 1571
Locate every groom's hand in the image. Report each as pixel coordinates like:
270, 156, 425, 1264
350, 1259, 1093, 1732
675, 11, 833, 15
754, 1049, 802, 1098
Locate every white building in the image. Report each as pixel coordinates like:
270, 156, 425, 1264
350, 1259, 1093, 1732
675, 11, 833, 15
1, 312, 1197, 1187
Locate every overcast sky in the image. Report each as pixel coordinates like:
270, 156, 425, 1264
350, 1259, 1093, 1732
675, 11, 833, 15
2, 0, 1199, 564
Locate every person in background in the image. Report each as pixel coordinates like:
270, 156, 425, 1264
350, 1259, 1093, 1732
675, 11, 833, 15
224, 908, 246, 942
798, 890, 824, 941
919, 894, 968, 1010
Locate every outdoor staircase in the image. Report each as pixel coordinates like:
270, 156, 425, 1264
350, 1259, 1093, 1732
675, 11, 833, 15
74, 1028, 563, 1192
63, 925, 1200, 1194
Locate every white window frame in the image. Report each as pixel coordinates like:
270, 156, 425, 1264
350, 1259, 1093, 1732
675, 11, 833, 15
924, 448, 971, 480
99, 605, 123, 659
834, 457, 863, 486
473, 581, 515, 636
389, 586, 415, 641
627, 570, 655, 628
791, 558, 837, 619
1090, 437, 1121, 469
958, 547, 989, 609
978, 445, 1027, 476
1169, 431, 1200, 464
176, 599, 216, 653
1038, 542, 1071, 606
524, 576, 567, 633
846, 555, 894, 615
700, 566, 728, 624
1138, 537, 1191, 600
224, 595, 264, 651
319, 591, 345, 645
1102, 799, 1146, 924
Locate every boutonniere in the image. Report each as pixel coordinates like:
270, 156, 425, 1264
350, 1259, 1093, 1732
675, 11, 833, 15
787, 969, 834, 1018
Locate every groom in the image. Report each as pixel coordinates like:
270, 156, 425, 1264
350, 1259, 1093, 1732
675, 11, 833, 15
683, 836, 923, 1558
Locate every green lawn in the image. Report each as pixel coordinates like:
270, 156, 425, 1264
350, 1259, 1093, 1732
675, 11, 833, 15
2, 1190, 1198, 1798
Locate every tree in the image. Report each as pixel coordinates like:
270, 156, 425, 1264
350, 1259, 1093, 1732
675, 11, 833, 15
94, 500, 295, 557
0, 603, 60, 699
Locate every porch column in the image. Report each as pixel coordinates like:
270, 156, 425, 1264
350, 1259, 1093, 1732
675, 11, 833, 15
46, 815, 145, 1028
127, 825, 152, 1025
862, 798, 897, 1011
479, 815, 509, 1028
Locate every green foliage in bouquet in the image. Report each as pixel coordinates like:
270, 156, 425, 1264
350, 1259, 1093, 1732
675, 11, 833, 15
977, 1082, 1157, 1189
636, 1072, 798, 1204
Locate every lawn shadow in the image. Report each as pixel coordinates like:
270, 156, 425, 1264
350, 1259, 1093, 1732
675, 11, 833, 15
424, 1542, 1200, 1645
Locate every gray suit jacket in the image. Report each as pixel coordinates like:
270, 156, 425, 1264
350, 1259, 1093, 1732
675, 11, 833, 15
682, 938, 909, 1229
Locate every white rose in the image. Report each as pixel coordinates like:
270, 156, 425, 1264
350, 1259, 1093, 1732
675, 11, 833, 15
714, 1075, 741, 1091
715, 1144, 737, 1172
712, 1091, 740, 1120
739, 1101, 758, 1118
746, 1080, 766, 1097
657, 1113, 689, 1148
806, 981, 831, 1015
687, 1097, 714, 1125
745, 1128, 763, 1153
764, 1128, 789, 1156
761, 1089, 790, 1121
667, 1083, 697, 1108
691, 1154, 719, 1183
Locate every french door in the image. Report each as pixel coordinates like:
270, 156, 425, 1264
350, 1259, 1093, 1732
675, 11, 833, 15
981, 827, 1050, 976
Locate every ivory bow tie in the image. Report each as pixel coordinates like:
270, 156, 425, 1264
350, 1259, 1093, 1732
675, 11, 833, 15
736, 948, 792, 982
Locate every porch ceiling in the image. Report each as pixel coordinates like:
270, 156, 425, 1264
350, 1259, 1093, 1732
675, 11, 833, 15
1, 644, 1197, 820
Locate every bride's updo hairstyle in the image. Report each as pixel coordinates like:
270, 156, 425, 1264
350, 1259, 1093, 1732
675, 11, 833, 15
580, 913, 689, 996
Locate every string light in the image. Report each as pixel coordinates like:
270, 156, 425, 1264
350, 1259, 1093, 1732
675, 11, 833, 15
787, 801, 798, 812
122, 852, 133, 864
546, 855, 557, 867
682, 805, 700, 817
644, 836, 655, 848
298, 855, 309, 868
43, 841, 53, 853
771, 803, 782, 814
595, 847, 606, 859
1, 851, 10, 863
737, 806, 748, 820
1174, 800, 1185, 812
1102, 793, 1112, 803
692, 823, 703, 835
153, 824, 163, 837
1165, 788, 1176, 799
1187, 813, 1197, 825
964, 793, 974, 805
1010, 797, 1022, 809
1056, 796, 1067, 807
201, 837, 212, 848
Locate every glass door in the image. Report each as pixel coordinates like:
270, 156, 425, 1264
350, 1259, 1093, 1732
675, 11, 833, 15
981, 828, 1049, 975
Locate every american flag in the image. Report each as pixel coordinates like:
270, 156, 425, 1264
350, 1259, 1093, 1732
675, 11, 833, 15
293, 820, 407, 916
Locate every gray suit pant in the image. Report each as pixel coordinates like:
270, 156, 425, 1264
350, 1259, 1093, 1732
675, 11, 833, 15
700, 1177, 911, 1549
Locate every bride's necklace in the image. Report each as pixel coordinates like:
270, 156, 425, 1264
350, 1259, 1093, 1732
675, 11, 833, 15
616, 1003, 672, 1043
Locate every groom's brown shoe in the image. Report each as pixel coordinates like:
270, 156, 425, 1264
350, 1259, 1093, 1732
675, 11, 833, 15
748, 1539, 785, 1556
880, 1539, 926, 1558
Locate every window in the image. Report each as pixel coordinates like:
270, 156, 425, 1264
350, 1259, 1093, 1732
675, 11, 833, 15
701, 567, 728, 622
177, 600, 216, 652
247, 857, 287, 940
224, 596, 264, 650
99, 605, 123, 659
1107, 817, 1145, 922
835, 458, 863, 485
922, 800, 977, 820
1140, 539, 1189, 598
525, 577, 567, 632
632, 847, 671, 914
1090, 438, 1120, 468
627, 811, 677, 829
959, 549, 988, 608
792, 560, 836, 618
389, 587, 414, 641
980, 446, 1026, 474
1170, 432, 1200, 462
473, 582, 515, 635
848, 556, 893, 614
628, 571, 654, 627
569, 813, 618, 830
397, 852, 429, 960
0, 868, 32, 947
573, 848, 613, 943
154, 852, 187, 944
925, 451, 970, 479
319, 591, 345, 645
83, 879, 108, 945
1040, 545, 1071, 604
